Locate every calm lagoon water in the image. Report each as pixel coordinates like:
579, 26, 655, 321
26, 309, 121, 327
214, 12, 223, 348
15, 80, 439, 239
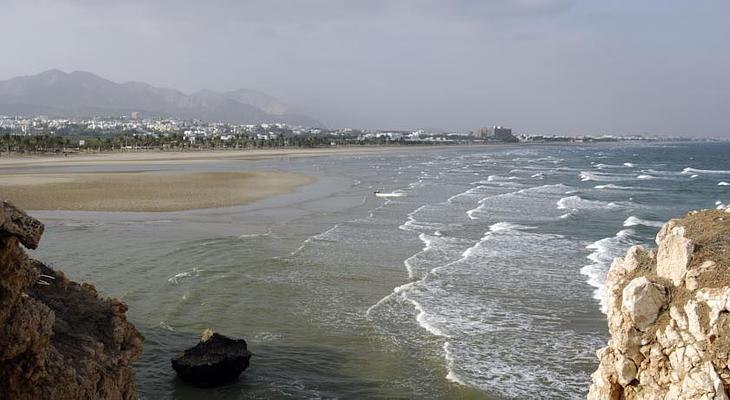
28, 142, 730, 399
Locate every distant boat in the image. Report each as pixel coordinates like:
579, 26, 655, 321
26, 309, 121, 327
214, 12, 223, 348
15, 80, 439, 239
374, 191, 405, 198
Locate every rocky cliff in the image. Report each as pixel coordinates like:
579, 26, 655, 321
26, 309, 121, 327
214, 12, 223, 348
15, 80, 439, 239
589, 206, 730, 399
0, 201, 143, 399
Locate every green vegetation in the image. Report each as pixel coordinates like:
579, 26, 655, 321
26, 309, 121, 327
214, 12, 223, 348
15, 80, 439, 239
0, 130, 439, 155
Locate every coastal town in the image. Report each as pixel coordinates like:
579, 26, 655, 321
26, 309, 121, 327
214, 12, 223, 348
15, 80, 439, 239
0, 113, 717, 154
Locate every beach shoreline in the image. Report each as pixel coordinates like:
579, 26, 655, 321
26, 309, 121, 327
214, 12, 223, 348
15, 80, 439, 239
0, 144, 504, 169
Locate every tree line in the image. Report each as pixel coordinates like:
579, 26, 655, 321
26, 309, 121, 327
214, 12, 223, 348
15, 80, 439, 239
0, 131, 432, 155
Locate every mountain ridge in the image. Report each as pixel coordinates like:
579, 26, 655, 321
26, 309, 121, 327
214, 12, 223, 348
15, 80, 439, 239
0, 70, 323, 127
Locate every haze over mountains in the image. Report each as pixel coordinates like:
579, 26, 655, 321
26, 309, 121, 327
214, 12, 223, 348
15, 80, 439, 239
0, 70, 323, 127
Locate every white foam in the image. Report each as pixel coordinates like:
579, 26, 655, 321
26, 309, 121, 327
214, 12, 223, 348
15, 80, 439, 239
375, 192, 405, 198
579, 171, 596, 181
556, 195, 624, 211
489, 222, 535, 232
399, 205, 448, 232
637, 174, 655, 180
719, 182, 730, 186
623, 162, 635, 167
238, 232, 269, 239
595, 163, 631, 169
594, 184, 635, 190
411, 297, 450, 337
580, 171, 630, 182
443, 342, 468, 386
289, 224, 342, 256
167, 267, 202, 285
159, 321, 175, 331
487, 175, 520, 182
404, 233, 435, 279
623, 216, 663, 228
683, 167, 730, 175
582, 229, 637, 313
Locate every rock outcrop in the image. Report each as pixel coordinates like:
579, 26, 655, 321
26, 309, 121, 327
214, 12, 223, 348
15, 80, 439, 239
0, 201, 143, 399
589, 207, 730, 399
172, 329, 252, 387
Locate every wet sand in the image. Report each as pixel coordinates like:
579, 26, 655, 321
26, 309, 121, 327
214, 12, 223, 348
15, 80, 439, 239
0, 146, 472, 169
0, 171, 314, 212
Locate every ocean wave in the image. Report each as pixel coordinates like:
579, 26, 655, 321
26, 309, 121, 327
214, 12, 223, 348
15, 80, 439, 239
623, 216, 663, 228
636, 174, 655, 180
579, 171, 631, 182
682, 167, 730, 175
399, 205, 446, 232
594, 184, 639, 190
640, 168, 680, 176
159, 321, 175, 331
238, 232, 269, 239
288, 224, 341, 256
489, 222, 536, 232
167, 267, 202, 285
393, 227, 589, 398
468, 184, 574, 220
594, 163, 633, 169
556, 195, 626, 211
487, 175, 520, 182
559, 212, 574, 219
447, 186, 483, 203
719, 182, 730, 186
581, 229, 638, 313
404, 233, 471, 279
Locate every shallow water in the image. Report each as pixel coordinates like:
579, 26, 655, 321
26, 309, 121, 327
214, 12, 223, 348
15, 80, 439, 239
27, 142, 730, 399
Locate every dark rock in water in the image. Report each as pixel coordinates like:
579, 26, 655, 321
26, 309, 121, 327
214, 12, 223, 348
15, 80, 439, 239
171, 330, 252, 387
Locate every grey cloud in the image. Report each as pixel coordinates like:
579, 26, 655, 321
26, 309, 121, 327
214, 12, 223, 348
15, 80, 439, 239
0, 1, 728, 136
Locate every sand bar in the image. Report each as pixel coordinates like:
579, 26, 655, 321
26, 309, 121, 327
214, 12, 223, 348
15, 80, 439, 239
0, 171, 314, 212
0, 146, 472, 169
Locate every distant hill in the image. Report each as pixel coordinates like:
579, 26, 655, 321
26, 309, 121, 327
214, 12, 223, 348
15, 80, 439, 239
0, 69, 324, 127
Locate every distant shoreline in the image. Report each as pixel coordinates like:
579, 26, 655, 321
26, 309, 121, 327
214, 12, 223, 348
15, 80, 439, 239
0, 143, 502, 168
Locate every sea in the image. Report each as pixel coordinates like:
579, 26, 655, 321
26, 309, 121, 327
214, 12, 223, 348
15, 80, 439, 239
27, 142, 730, 399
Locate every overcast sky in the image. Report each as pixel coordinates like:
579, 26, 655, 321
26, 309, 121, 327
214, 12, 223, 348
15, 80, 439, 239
1, 0, 728, 136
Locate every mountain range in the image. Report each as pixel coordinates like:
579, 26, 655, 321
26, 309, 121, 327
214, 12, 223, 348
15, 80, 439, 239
0, 69, 323, 127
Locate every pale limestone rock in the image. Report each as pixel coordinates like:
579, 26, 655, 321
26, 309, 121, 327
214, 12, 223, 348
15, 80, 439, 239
670, 305, 688, 331
589, 210, 730, 400
655, 219, 679, 245
656, 226, 694, 286
686, 268, 701, 291
679, 362, 729, 400
685, 300, 707, 342
622, 277, 667, 331
624, 245, 645, 272
696, 287, 730, 328
615, 354, 638, 386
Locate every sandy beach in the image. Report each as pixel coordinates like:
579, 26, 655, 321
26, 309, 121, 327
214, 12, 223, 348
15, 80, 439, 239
0, 171, 313, 212
0, 146, 474, 169
0, 146, 477, 212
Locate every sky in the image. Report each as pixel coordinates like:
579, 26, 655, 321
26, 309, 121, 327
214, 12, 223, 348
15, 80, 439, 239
1, 0, 729, 136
